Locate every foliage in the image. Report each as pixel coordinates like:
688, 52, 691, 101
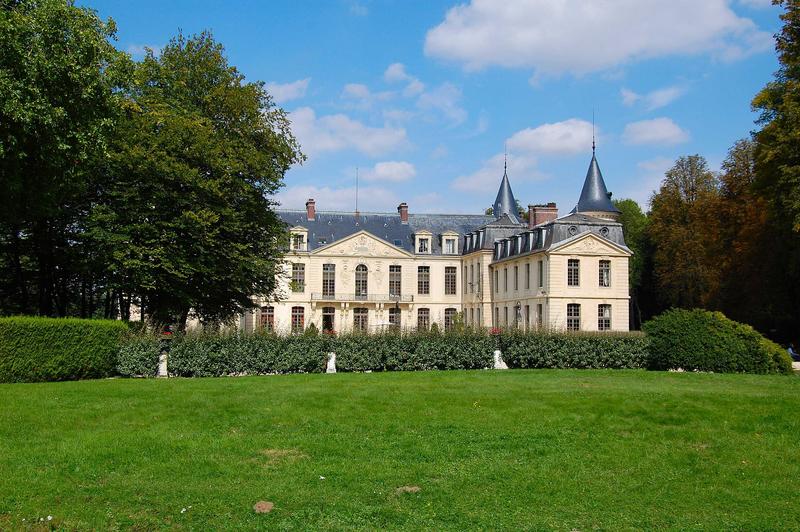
613, 198, 651, 327
0, 316, 128, 382
87, 32, 303, 328
0, 0, 129, 317
647, 155, 722, 310
116, 334, 161, 377
643, 308, 792, 374
499, 330, 649, 369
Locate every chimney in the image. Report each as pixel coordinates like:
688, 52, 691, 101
305, 198, 316, 221
397, 202, 409, 224
528, 202, 558, 228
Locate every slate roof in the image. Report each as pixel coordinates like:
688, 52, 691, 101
572, 153, 620, 214
492, 168, 520, 224
277, 210, 493, 255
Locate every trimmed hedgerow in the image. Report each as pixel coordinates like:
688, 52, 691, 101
332, 329, 495, 371
116, 335, 161, 377
643, 308, 792, 375
0, 316, 128, 383
499, 330, 649, 369
166, 331, 329, 377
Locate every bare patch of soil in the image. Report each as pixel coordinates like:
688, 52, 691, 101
396, 485, 421, 494
253, 501, 274, 513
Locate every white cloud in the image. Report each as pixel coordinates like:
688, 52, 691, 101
266, 78, 311, 104
424, 0, 772, 76
621, 85, 687, 110
341, 83, 394, 109
416, 83, 467, 125
277, 185, 398, 212
507, 118, 594, 155
623, 117, 690, 145
383, 63, 426, 97
289, 107, 408, 157
451, 118, 593, 192
127, 44, 161, 57
362, 161, 417, 182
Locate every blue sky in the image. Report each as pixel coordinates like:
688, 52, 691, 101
86, 0, 782, 215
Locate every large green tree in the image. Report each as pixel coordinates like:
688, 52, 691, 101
647, 155, 722, 310
88, 33, 303, 327
612, 198, 650, 328
0, 0, 127, 316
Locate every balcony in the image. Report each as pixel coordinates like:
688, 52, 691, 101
311, 293, 414, 303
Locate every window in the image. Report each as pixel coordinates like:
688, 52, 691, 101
291, 233, 305, 251
599, 260, 611, 287
470, 308, 474, 324
389, 307, 401, 329
514, 265, 519, 290
444, 238, 456, 254
355, 264, 367, 299
504, 268, 508, 292
463, 266, 468, 293
526, 263, 531, 290
476, 307, 481, 325
598, 304, 612, 331
389, 265, 401, 297
567, 259, 580, 287
470, 264, 474, 293
494, 270, 499, 292
260, 306, 274, 332
323, 264, 335, 297
418, 266, 430, 295
393, 239, 403, 247
567, 303, 580, 331
417, 308, 430, 330
444, 308, 457, 330
524, 305, 530, 330
353, 308, 368, 332
494, 307, 499, 327
538, 260, 544, 288
504, 306, 508, 326
536, 304, 543, 328
418, 237, 430, 253
322, 307, 335, 333
445, 266, 457, 295
291, 263, 305, 292
291, 306, 304, 332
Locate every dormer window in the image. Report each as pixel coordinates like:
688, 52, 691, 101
289, 226, 308, 252
444, 238, 456, 254
415, 231, 432, 254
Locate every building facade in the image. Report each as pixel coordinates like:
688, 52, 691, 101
244, 150, 631, 333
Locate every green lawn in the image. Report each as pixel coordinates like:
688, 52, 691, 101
1, 370, 799, 530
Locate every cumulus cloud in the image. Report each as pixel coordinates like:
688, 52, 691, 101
341, 83, 394, 109
276, 184, 398, 212
424, 0, 771, 76
266, 78, 311, 104
384, 62, 426, 97
289, 107, 408, 157
361, 161, 417, 182
416, 83, 468, 125
623, 117, 690, 145
451, 118, 594, 192
507, 118, 593, 155
621, 85, 687, 110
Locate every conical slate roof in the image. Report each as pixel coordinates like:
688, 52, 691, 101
492, 168, 520, 224
573, 152, 620, 214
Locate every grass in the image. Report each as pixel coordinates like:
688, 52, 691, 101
1, 370, 799, 530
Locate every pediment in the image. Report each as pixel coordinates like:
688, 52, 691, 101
550, 232, 631, 256
313, 230, 412, 258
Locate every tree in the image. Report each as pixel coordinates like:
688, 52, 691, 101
88, 32, 303, 328
0, 0, 127, 316
647, 155, 722, 309
612, 198, 649, 327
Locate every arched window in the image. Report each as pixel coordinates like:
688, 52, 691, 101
355, 264, 368, 300
444, 308, 457, 330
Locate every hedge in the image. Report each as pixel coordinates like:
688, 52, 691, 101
643, 308, 793, 375
116, 335, 162, 377
0, 316, 129, 383
499, 330, 649, 369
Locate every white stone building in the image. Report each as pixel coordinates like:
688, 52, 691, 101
244, 149, 631, 333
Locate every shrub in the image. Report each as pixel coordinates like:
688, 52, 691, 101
166, 330, 328, 377
499, 330, 649, 369
0, 316, 128, 383
117, 335, 161, 377
332, 329, 494, 371
643, 308, 791, 374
